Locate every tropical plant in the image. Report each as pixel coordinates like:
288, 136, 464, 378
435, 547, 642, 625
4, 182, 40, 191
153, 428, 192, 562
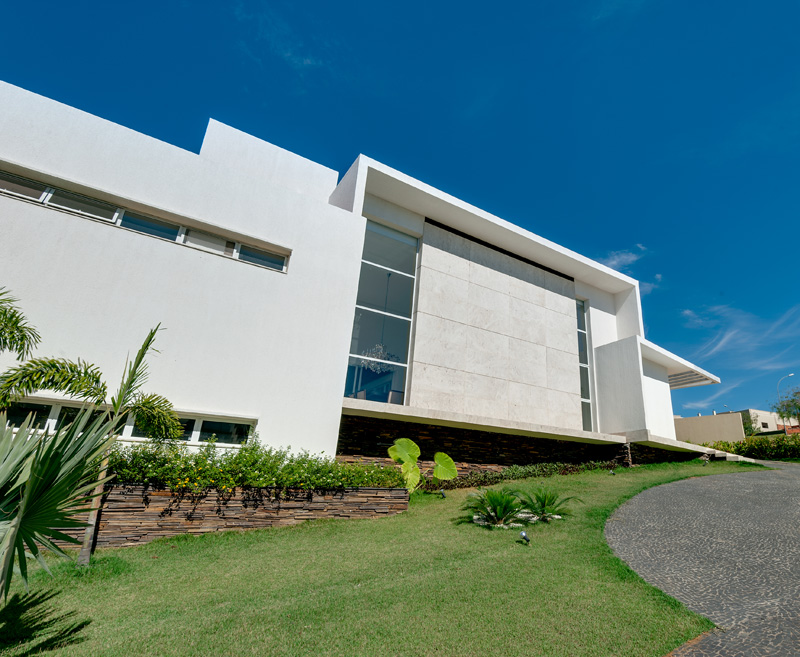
461, 488, 527, 527
387, 437, 457, 493
514, 488, 582, 523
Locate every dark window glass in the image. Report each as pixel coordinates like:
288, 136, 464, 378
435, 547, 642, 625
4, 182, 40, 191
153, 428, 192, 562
345, 357, 406, 404
362, 221, 417, 275
120, 212, 180, 241
350, 308, 411, 365
238, 245, 286, 271
581, 402, 592, 431
56, 406, 107, 430
576, 300, 586, 331
131, 416, 195, 440
577, 333, 588, 365
0, 171, 47, 200
47, 189, 117, 220
580, 367, 591, 400
356, 262, 414, 318
198, 421, 251, 444
5, 402, 51, 428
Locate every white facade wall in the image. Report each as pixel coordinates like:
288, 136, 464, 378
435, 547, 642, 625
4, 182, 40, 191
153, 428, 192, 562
0, 82, 364, 455
641, 359, 677, 440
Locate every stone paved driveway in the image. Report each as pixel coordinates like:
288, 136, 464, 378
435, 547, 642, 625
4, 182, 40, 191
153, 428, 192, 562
605, 461, 800, 657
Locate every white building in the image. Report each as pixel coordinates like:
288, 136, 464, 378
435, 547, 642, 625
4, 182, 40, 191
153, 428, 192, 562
0, 81, 719, 462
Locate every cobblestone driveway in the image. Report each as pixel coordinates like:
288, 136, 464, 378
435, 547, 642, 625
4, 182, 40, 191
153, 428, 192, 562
605, 461, 800, 657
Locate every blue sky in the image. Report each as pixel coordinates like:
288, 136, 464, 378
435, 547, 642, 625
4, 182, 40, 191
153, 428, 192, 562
1, 1, 798, 414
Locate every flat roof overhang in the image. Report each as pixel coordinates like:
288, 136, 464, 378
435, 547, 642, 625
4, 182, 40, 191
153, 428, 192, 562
356, 159, 638, 295
639, 338, 720, 390
342, 398, 628, 446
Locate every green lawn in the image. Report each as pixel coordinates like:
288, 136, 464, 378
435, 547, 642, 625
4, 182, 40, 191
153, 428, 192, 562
1, 460, 763, 657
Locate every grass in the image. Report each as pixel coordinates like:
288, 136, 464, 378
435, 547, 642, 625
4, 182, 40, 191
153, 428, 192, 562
1, 459, 763, 657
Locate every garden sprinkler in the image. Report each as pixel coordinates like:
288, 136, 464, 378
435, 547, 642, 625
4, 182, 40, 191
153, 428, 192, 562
439, 489, 446, 499
520, 531, 530, 546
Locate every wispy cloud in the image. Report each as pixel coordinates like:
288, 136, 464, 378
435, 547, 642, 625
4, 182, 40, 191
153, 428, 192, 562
233, 2, 336, 76
682, 304, 800, 371
599, 243, 647, 271
682, 381, 742, 411
640, 273, 663, 296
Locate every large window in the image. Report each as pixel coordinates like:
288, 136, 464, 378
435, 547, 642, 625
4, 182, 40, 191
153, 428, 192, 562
577, 300, 592, 431
0, 169, 288, 273
345, 221, 417, 404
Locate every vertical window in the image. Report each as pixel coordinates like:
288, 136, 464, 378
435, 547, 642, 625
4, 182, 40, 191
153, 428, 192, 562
345, 221, 417, 405
577, 300, 592, 431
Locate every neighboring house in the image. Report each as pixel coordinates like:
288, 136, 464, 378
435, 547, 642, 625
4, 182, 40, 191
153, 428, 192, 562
0, 81, 719, 461
738, 409, 800, 434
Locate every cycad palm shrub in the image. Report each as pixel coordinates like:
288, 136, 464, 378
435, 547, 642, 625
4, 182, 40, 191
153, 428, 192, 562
461, 488, 527, 527
514, 488, 582, 522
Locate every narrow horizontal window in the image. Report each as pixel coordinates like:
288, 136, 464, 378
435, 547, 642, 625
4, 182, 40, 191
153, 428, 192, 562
120, 211, 180, 241
184, 229, 235, 256
56, 406, 107, 430
47, 189, 117, 221
0, 171, 47, 201
4, 402, 51, 429
198, 421, 251, 444
131, 416, 195, 440
238, 244, 286, 271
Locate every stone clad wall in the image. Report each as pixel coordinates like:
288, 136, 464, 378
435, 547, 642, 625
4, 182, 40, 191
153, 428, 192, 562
65, 485, 409, 548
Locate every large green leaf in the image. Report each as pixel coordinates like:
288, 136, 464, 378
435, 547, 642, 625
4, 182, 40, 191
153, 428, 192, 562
400, 461, 421, 493
387, 438, 420, 465
432, 452, 458, 481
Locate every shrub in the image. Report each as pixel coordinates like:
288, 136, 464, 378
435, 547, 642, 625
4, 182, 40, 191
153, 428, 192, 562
107, 441, 404, 492
420, 460, 615, 491
461, 488, 526, 527
513, 488, 581, 522
706, 434, 800, 460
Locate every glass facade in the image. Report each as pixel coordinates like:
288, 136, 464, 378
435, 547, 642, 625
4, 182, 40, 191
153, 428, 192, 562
576, 299, 592, 431
345, 220, 417, 404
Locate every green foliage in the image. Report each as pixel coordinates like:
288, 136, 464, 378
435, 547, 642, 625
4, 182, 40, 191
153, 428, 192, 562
461, 488, 526, 527
128, 393, 183, 443
0, 288, 41, 361
772, 387, 800, 425
387, 437, 457, 493
741, 411, 761, 437
421, 460, 616, 491
514, 488, 582, 522
432, 451, 457, 481
0, 409, 120, 600
106, 441, 404, 492
707, 433, 800, 460
0, 358, 107, 408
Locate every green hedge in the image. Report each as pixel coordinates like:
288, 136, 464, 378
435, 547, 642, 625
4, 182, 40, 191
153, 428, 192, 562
107, 442, 404, 492
706, 433, 800, 460
420, 460, 616, 491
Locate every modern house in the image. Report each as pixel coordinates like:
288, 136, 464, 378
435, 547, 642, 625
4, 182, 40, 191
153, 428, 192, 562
0, 81, 722, 463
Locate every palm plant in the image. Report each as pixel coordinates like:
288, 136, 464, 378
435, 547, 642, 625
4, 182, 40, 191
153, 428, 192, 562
0, 325, 168, 599
461, 488, 528, 527
514, 488, 582, 523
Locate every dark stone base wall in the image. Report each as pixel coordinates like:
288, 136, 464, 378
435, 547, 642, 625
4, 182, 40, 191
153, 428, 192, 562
337, 416, 704, 471
337, 416, 624, 469
62, 485, 408, 548
630, 443, 699, 464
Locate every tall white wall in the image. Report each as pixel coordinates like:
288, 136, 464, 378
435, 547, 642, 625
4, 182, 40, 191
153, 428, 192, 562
594, 336, 647, 435
641, 359, 677, 440
0, 82, 364, 455
408, 223, 582, 429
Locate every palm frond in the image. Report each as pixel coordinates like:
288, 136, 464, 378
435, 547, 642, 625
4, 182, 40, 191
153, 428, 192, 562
129, 393, 183, 443
514, 489, 582, 522
0, 358, 107, 408
0, 288, 41, 361
0, 409, 119, 599
110, 326, 160, 415
461, 488, 526, 527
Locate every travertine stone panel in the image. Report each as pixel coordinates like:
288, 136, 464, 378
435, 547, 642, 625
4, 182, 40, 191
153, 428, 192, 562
547, 389, 583, 430
410, 223, 582, 430
411, 313, 467, 370
416, 267, 470, 323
